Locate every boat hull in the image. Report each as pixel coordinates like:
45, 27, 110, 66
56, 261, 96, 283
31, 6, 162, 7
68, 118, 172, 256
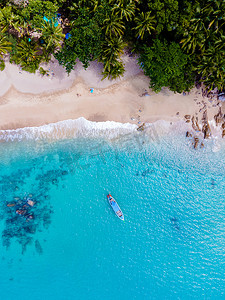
107, 194, 124, 221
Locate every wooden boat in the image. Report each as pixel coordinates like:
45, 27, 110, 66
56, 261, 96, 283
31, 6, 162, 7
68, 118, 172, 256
107, 194, 124, 221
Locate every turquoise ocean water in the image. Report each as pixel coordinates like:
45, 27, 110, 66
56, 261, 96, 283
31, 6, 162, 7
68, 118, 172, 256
0, 118, 225, 299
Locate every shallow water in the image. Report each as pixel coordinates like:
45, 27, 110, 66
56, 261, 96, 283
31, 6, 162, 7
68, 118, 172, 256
0, 121, 225, 299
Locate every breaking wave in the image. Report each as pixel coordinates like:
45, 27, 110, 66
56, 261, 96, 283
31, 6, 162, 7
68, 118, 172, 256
0, 117, 138, 142
0, 117, 223, 148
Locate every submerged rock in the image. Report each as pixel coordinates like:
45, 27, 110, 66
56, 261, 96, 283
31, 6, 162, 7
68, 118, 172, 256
186, 131, 192, 138
184, 115, 191, 119
21, 237, 33, 255
142, 169, 150, 177
35, 240, 43, 255
202, 122, 211, 139
191, 116, 201, 132
61, 170, 68, 176
211, 178, 215, 188
193, 137, 199, 149
222, 129, 225, 138
2, 191, 53, 253
170, 217, 180, 230
214, 108, 224, 125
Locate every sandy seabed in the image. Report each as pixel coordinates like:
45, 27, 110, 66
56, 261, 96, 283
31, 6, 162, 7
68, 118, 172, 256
0, 55, 223, 136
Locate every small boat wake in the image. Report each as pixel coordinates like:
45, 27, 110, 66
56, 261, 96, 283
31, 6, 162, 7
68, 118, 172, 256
107, 194, 124, 221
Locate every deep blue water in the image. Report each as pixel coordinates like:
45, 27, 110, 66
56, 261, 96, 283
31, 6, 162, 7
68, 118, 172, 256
0, 124, 225, 299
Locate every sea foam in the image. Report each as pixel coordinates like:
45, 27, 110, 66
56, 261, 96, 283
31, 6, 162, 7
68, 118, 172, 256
0, 117, 223, 147
0, 117, 137, 142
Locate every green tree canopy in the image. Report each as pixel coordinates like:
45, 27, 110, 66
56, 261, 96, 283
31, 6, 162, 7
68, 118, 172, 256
10, 38, 41, 73
146, 0, 179, 33
139, 39, 194, 93
39, 20, 64, 51
0, 0, 9, 9
20, 0, 59, 29
112, 0, 137, 21
103, 13, 125, 38
55, 12, 103, 73
194, 45, 225, 92
0, 0, 223, 93
134, 11, 156, 39
99, 36, 126, 79
0, 29, 12, 70
0, 33, 12, 58
0, 6, 20, 31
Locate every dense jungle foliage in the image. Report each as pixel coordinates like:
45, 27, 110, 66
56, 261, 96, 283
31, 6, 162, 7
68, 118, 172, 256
0, 0, 224, 93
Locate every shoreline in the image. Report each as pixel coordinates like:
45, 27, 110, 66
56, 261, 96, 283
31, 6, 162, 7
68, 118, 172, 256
0, 59, 224, 140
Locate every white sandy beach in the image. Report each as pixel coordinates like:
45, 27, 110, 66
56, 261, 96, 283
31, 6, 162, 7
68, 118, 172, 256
0, 55, 223, 134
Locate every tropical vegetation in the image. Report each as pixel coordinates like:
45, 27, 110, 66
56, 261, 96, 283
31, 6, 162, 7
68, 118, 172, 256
139, 39, 194, 93
0, 0, 224, 93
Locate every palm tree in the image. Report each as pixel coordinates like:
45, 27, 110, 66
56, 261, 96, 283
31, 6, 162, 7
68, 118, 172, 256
195, 46, 225, 92
215, 33, 225, 50
0, 33, 12, 58
102, 58, 125, 80
69, 0, 101, 15
17, 19, 29, 38
103, 13, 125, 38
16, 39, 39, 61
14, 38, 40, 72
101, 37, 126, 60
112, 0, 137, 21
180, 11, 205, 54
203, 0, 225, 32
91, 0, 101, 12
99, 36, 126, 80
189, 16, 206, 35
0, 6, 19, 32
180, 29, 206, 54
133, 11, 156, 39
100, 37, 125, 71
39, 20, 64, 51
0, 31, 11, 71
0, 1, 8, 9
